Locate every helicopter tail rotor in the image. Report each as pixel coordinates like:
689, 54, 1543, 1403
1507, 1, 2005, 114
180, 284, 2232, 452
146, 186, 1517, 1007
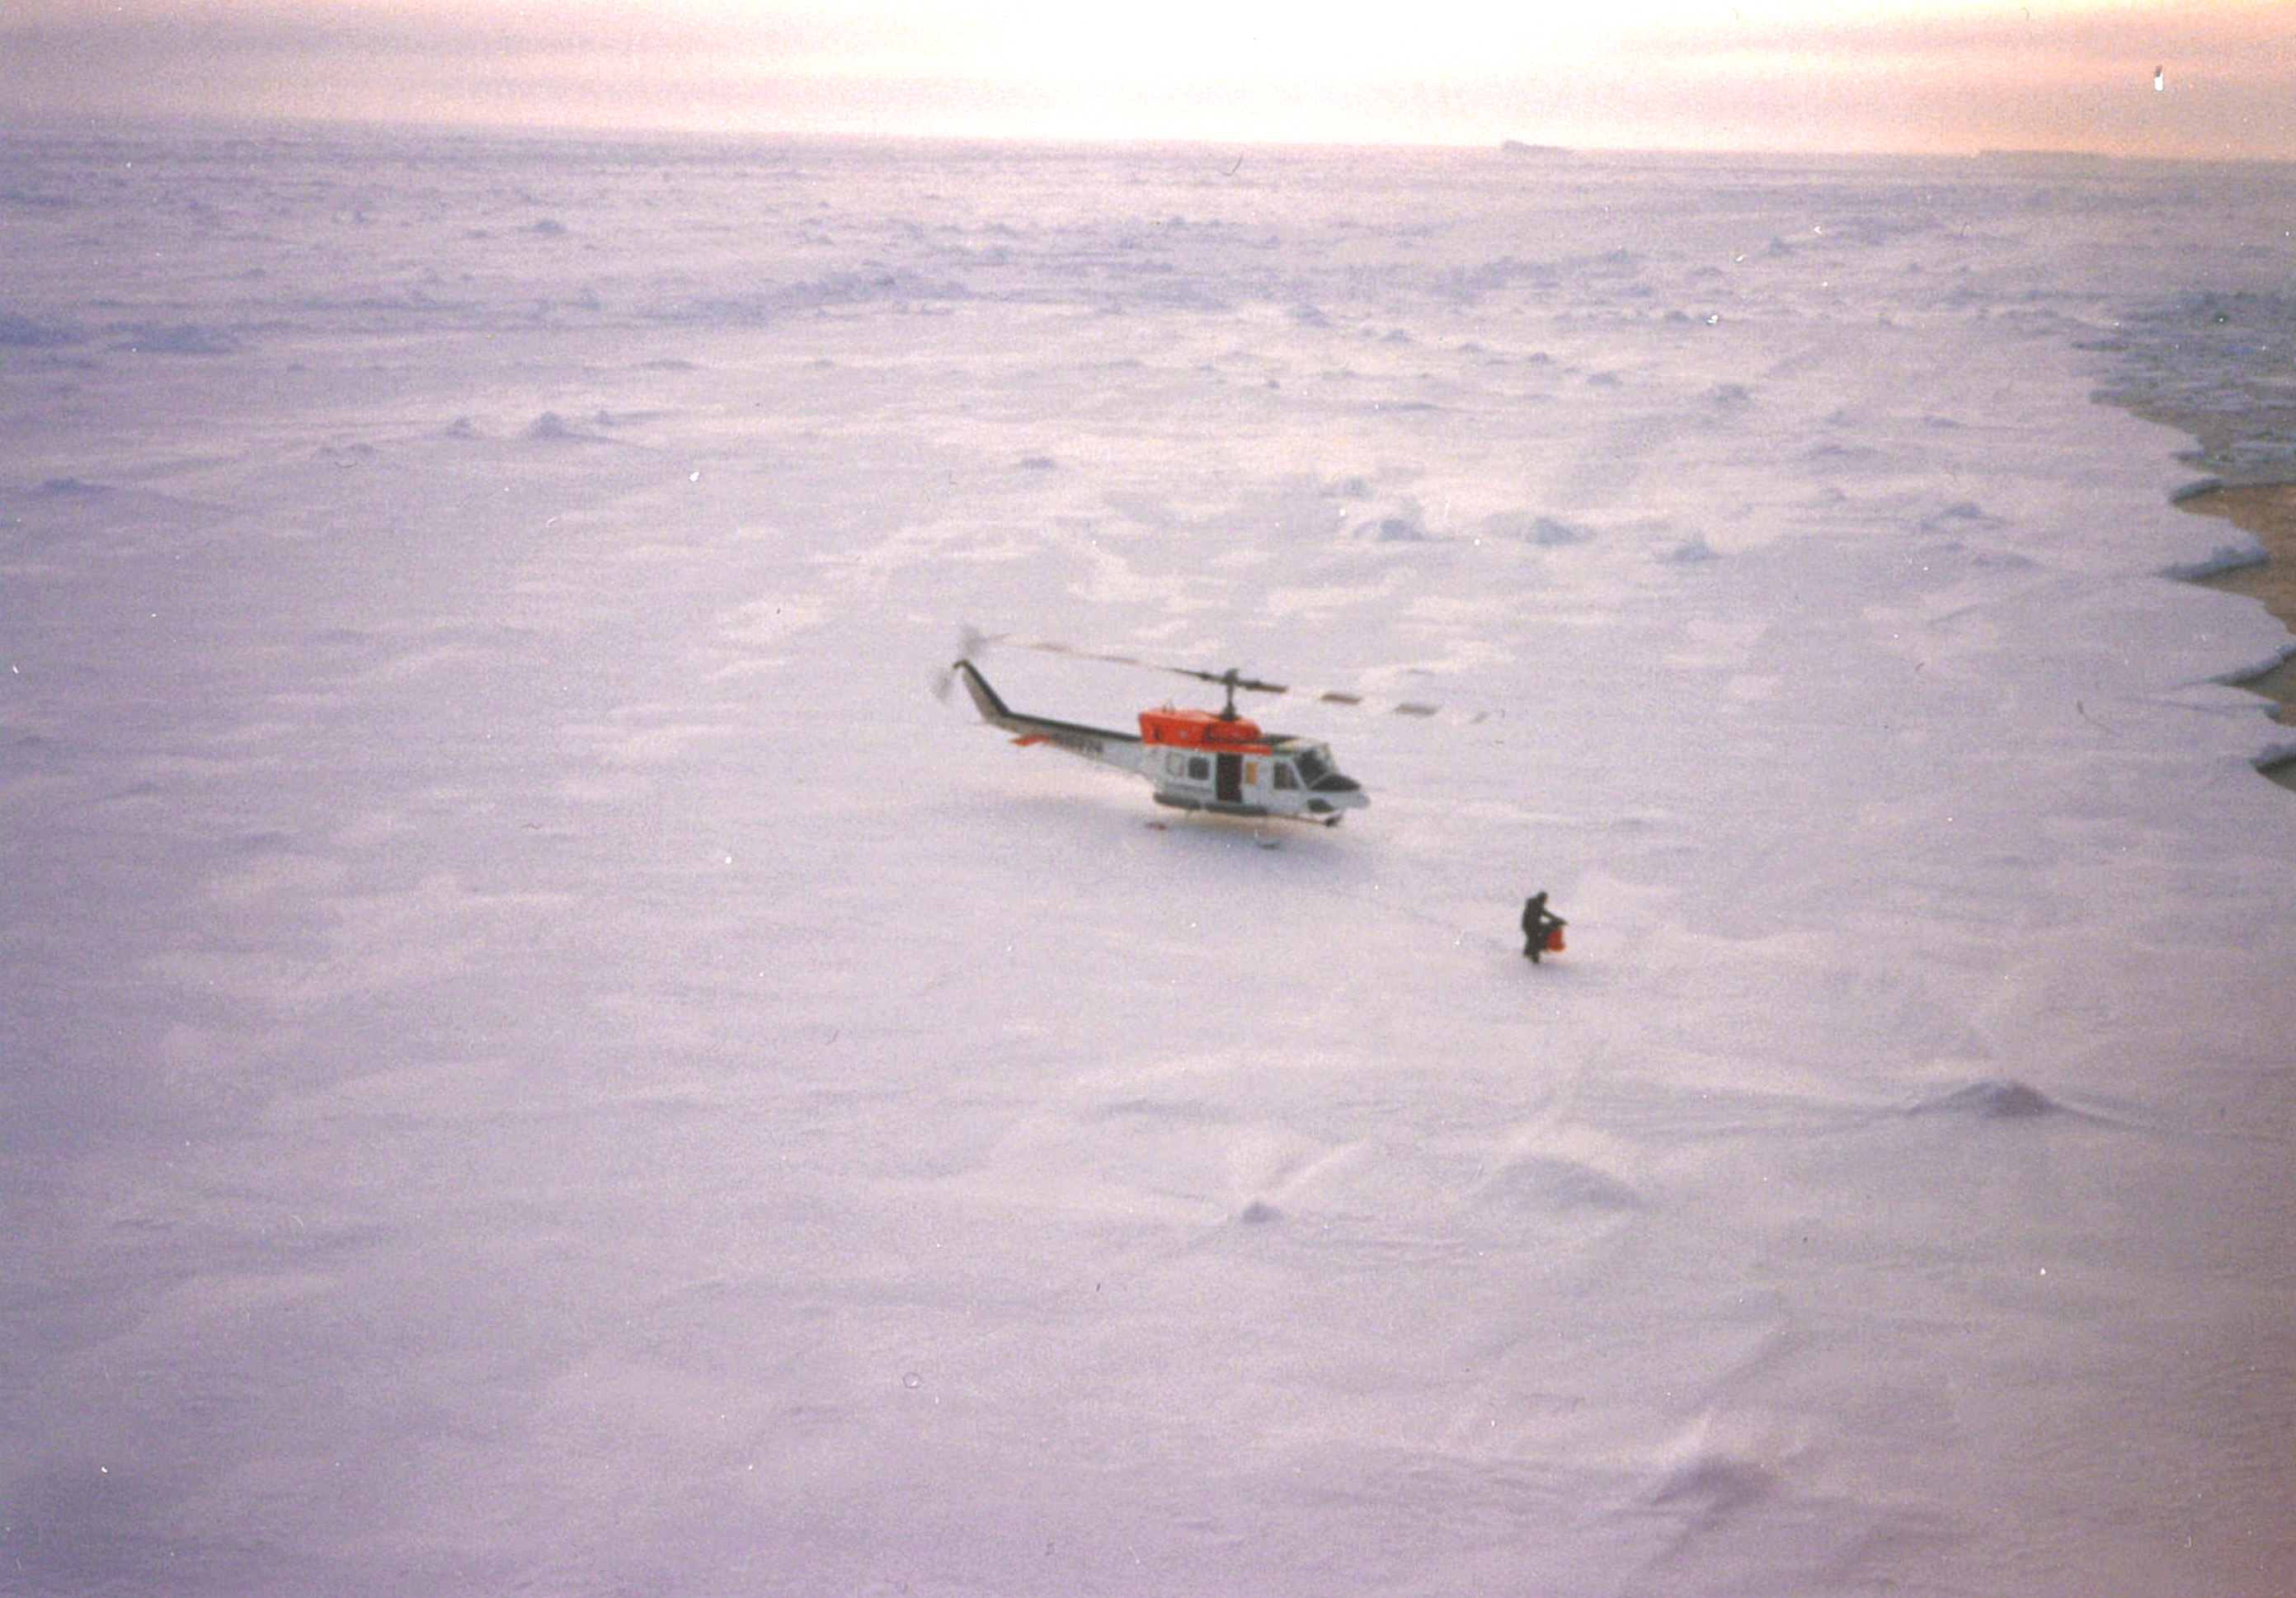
932, 623, 993, 702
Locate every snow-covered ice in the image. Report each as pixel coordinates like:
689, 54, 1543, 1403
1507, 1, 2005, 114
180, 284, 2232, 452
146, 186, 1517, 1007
4, 132, 2294, 1595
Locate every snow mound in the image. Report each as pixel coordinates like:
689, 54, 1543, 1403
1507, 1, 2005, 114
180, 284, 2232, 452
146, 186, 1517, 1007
1476, 1152, 1643, 1214
521, 410, 588, 441
1910, 1079, 2058, 1121
1645, 1450, 1779, 1515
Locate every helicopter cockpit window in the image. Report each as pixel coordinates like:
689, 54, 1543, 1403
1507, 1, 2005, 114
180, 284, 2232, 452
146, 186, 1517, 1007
1293, 747, 1331, 786
1273, 764, 1298, 791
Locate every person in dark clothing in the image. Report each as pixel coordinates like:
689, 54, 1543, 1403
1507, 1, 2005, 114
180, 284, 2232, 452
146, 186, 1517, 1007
1522, 892, 1564, 961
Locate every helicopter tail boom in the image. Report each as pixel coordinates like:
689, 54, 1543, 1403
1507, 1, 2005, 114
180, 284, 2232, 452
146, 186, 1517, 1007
952, 660, 1143, 766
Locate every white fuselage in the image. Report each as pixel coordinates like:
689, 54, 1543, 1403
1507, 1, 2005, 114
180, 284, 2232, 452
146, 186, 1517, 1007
954, 660, 1369, 824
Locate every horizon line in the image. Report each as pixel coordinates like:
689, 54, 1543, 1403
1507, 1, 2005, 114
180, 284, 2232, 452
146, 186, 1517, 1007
11, 108, 2292, 169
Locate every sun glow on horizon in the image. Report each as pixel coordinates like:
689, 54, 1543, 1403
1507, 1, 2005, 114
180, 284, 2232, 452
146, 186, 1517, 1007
2, 0, 2289, 157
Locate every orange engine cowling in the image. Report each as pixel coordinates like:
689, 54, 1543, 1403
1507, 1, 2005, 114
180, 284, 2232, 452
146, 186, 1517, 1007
1138, 707, 1268, 751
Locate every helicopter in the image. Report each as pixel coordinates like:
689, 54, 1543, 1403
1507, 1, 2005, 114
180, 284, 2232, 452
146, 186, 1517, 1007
943, 632, 1485, 825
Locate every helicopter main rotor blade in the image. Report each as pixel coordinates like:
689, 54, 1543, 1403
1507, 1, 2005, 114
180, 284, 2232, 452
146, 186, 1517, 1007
972, 631, 1241, 686
981, 633, 1295, 696
965, 630, 1492, 724
1298, 689, 1489, 726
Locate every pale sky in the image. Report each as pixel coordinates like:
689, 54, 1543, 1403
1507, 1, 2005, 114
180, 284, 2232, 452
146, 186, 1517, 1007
3, 0, 2290, 157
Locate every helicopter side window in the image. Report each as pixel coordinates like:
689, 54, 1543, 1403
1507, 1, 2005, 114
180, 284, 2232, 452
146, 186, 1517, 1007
1273, 764, 1298, 791
1187, 756, 1210, 782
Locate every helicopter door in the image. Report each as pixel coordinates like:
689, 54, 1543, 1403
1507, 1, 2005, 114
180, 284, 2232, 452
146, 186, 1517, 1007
1216, 753, 1243, 804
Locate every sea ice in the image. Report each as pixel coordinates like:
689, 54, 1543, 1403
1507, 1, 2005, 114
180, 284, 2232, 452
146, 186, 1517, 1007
2, 131, 2291, 1596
